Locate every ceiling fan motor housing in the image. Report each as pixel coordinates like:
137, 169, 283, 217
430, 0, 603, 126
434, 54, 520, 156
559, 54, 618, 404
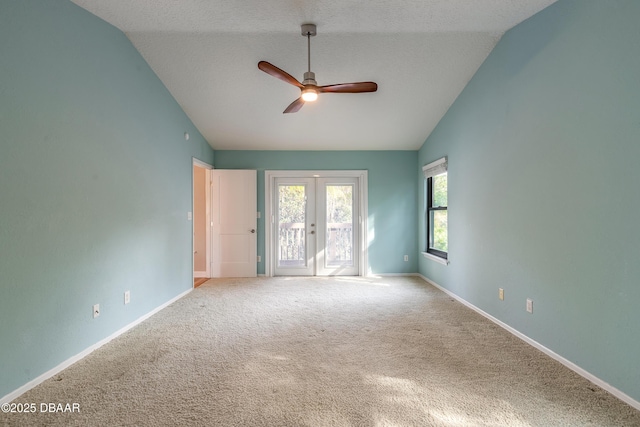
302, 71, 317, 86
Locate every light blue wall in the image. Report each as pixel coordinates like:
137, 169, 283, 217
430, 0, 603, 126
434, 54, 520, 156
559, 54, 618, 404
418, 0, 640, 402
214, 151, 418, 275
0, 0, 214, 398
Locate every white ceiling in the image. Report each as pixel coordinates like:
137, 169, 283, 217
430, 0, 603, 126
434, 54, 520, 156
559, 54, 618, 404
71, 0, 557, 151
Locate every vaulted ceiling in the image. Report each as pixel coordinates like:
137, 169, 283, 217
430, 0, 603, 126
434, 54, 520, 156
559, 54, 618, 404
71, 0, 557, 150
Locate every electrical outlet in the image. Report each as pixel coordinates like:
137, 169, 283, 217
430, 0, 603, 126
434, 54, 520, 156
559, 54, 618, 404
93, 304, 100, 318
526, 298, 533, 313
499, 288, 504, 300
257, 255, 261, 263
124, 291, 130, 305
404, 255, 409, 262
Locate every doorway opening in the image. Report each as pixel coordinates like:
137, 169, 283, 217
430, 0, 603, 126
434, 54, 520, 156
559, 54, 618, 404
192, 159, 212, 287
265, 171, 368, 276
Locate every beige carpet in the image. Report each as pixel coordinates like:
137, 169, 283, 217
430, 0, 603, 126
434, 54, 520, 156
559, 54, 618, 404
2, 276, 639, 426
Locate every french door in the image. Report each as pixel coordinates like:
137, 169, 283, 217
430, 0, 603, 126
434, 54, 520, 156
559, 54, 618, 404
267, 171, 367, 276
273, 177, 316, 276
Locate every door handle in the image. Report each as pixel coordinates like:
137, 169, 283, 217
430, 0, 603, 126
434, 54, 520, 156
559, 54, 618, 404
250, 229, 256, 233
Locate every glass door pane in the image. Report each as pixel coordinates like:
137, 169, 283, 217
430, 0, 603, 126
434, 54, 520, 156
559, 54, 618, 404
278, 184, 306, 267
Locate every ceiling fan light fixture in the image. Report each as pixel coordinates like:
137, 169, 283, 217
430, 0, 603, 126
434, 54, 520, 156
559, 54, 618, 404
301, 87, 318, 102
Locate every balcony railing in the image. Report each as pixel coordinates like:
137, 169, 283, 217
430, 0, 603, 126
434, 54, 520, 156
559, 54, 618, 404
278, 222, 353, 265
279, 222, 306, 266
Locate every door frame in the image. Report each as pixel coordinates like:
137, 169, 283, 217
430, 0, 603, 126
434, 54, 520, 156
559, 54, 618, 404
192, 158, 212, 285
264, 170, 368, 277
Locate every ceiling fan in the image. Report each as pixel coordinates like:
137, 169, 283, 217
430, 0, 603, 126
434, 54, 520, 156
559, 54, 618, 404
258, 24, 378, 114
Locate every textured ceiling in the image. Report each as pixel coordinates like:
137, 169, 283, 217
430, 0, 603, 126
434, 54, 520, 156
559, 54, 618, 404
71, 0, 557, 150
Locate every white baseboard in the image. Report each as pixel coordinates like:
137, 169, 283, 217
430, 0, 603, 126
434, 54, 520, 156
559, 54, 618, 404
193, 271, 207, 278
368, 273, 419, 277
0, 288, 192, 405
416, 274, 640, 412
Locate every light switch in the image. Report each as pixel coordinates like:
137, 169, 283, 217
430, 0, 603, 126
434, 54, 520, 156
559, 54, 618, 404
187, 211, 192, 220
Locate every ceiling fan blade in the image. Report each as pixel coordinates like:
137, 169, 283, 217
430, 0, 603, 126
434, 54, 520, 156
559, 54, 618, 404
283, 97, 305, 114
258, 61, 303, 88
319, 82, 378, 93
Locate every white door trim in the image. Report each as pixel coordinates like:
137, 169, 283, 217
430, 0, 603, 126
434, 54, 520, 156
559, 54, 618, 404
193, 158, 213, 169
264, 170, 368, 277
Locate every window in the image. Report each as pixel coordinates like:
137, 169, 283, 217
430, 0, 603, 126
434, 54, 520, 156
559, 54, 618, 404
423, 157, 448, 262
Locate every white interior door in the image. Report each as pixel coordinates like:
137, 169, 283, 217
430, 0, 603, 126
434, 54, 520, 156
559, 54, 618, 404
211, 169, 257, 277
270, 174, 361, 276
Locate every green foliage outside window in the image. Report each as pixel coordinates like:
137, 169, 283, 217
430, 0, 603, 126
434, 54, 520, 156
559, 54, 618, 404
326, 185, 353, 223
278, 185, 305, 223
429, 173, 448, 253
431, 211, 448, 252
432, 174, 447, 207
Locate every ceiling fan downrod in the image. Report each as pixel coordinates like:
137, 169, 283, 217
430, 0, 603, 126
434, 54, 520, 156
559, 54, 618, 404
301, 23, 317, 86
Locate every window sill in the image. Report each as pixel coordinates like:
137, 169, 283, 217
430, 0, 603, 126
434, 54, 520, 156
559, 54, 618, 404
422, 252, 449, 265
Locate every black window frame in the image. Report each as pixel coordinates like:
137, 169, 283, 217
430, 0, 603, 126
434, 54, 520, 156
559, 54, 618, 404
426, 174, 448, 260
